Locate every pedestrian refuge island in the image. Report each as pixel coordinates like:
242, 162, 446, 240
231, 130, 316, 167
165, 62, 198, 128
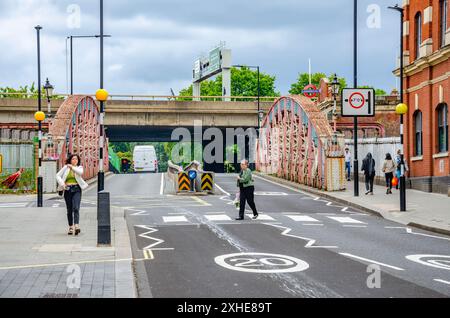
165, 160, 215, 195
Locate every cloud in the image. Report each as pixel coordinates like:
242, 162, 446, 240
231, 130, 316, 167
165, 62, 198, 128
0, 0, 401, 96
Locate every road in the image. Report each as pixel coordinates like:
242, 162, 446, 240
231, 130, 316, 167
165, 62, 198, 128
29, 173, 450, 297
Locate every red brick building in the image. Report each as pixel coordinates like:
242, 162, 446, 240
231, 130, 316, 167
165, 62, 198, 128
399, 0, 449, 194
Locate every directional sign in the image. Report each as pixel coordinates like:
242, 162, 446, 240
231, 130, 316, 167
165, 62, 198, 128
188, 170, 197, 180
341, 88, 375, 117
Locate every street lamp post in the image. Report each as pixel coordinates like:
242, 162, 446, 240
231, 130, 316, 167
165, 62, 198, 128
389, 3, 407, 212
44, 78, 54, 158
35, 25, 44, 207
66, 34, 111, 95
330, 74, 340, 132
232, 65, 261, 132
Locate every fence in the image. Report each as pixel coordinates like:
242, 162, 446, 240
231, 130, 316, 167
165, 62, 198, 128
345, 137, 402, 178
0, 142, 36, 193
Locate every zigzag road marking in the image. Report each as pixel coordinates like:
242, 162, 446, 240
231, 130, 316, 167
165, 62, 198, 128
134, 225, 174, 250
264, 223, 338, 249
386, 226, 450, 241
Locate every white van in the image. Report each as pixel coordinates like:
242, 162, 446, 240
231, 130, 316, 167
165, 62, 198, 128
133, 145, 158, 173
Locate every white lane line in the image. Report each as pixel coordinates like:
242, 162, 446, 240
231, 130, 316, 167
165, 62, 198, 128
0, 203, 28, 207
302, 224, 324, 226
339, 253, 404, 271
253, 175, 315, 198
265, 223, 338, 249
434, 279, 450, 285
205, 214, 232, 221
281, 212, 301, 215
162, 216, 189, 223
316, 213, 336, 216
246, 214, 275, 221
129, 209, 148, 216
160, 173, 164, 195
286, 215, 320, 222
215, 183, 231, 196
341, 207, 349, 212
343, 225, 367, 228
327, 216, 366, 224
386, 227, 450, 241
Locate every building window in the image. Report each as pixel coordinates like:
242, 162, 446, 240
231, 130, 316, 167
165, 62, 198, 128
414, 110, 423, 156
440, 0, 448, 47
415, 12, 422, 59
437, 103, 448, 153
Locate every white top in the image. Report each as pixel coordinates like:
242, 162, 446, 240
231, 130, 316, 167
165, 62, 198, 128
345, 152, 352, 163
56, 165, 89, 191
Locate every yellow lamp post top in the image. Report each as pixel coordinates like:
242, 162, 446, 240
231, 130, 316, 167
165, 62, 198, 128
34, 111, 46, 122
95, 89, 109, 102
395, 103, 408, 115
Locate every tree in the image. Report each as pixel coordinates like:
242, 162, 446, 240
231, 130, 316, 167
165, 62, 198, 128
358, 86, 387, 96
289, 73, 347, 95
178, 67, 280, 100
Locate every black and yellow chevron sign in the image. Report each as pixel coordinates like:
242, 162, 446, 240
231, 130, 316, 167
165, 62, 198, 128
178, 173, 190, 191
201, 173, 213, 191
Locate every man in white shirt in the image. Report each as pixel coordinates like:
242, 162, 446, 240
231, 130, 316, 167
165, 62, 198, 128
344, 147, 352, 181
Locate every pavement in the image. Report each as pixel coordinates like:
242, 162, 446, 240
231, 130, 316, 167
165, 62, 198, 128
255, 172, 450, 236
0, 172, 136, 298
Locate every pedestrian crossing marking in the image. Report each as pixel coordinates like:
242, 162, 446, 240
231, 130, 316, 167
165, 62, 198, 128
205, 214, 232, 221
162, 216, 189, 223
0, 202, 29, 208
327, 216, 365, 224
246, 214, 275, 221
285, 215, 320, 222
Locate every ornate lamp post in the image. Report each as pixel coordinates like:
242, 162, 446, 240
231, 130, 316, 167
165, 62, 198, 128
330, 74, 341, 132
44, 78, 54, 158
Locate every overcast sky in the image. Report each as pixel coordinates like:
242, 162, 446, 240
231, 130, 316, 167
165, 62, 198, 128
0, 0, 401, 96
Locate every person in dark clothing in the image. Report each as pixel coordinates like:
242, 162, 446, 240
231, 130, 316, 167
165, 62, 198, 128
361, 152, 376, 195
236, 159, 258, 220
382, 153, 397, 194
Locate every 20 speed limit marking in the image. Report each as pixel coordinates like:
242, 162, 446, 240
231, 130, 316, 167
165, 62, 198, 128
348, 92, 365, 109
214, 252, 309, 273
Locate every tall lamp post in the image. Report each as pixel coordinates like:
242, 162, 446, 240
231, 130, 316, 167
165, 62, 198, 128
388, 4, 407, 212
232, 65, 261, 133
330, 74, 340, 132
44, 78, 54, 158
35, 25, 44, 207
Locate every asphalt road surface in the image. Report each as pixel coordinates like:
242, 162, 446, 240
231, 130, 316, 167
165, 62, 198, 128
34, 173, 450, 297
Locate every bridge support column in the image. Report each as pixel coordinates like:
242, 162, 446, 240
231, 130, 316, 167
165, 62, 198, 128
221, 49, 232, 102
193, 82, 200, 101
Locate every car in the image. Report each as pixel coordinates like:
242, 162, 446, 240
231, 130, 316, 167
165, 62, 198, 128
132, 145, 158, 173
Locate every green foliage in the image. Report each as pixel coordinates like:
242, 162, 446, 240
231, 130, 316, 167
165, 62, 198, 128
0, 83, 64, 99
178, 67, 280, 101
289, 73, 347, 95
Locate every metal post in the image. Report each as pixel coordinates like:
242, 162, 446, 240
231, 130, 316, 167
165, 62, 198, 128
98, 0, 105, 193
353, 0, 359, 197
257, 66, 260, 134
70, 36, 73, 95
35, 25, 43, 207
399, 7, 406, 211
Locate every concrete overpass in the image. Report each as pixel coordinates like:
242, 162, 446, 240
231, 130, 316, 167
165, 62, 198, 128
0, 97, 273, 129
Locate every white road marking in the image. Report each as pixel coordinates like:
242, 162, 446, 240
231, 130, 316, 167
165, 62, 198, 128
302, 224, 324, 226
162, 216, 189, 223
316, 213, 336, 215
341, 207, 349, 212
246, 214, 275, 221
406, 254, 450, 270
286, 215, 320, 222
160, 173, 164, 195
215, 183, 231, 196
52, 204, 60, 208
327, 216, 366, 224
134, 225, 165, 249
339, 253, 404, 271
252, 175, 315, 197
205, 214, 232, 221
254, 191, 288, 196
342, 225, 367, 228
434, 279, 450, 285
129, 209, 148, 216
387, 227, 450, 241
0, 203, 29, 208
265, 223, 338, 249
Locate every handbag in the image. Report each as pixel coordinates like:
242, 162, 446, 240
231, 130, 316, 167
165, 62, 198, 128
58, 190, 64, 196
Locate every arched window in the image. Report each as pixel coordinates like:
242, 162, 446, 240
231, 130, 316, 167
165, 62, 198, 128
437, 103, 448, 153
440, 0, 448, 48
414, 110, 423, 156
415, 12, 422, 60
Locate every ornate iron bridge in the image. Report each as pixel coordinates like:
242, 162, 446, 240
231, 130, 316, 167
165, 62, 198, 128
45, 95, 108, 180
256, 95, 346, 191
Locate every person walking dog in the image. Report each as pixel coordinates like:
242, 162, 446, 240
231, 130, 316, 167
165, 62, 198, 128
361, 152, 376, 195
382, 153, 397, 194
56, 154, 88, 235
236, 159, 258, 220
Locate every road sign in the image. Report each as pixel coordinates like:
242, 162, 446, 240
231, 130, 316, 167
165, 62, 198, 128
188, 170, 197, 180
201, 173, 213, 191
302, 84, 320, 98
178, 172, 190, 191
341, 88, 375, 117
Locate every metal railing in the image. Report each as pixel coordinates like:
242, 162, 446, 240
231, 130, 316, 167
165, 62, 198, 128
0, 92, 278, 102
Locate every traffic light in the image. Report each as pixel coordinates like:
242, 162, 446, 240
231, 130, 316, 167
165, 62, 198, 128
121, 158, 130, 173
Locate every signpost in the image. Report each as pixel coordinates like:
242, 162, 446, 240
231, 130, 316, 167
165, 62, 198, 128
188, 170, 197, 192
302, 84, 320, 99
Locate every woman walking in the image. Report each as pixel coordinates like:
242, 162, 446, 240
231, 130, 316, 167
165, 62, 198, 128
382, 153, 397, 194
56, 154, 88, 235
236, 159, 258, 220
361, 152, 376, 195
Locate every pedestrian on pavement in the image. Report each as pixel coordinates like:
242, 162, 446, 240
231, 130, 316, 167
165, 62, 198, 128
361, 152, 376, 195
394, 149, 409, 190
382, 153, 397, 194
344, 147, 352, 181
236, 159, 258, 220
56, 154, 88, 235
